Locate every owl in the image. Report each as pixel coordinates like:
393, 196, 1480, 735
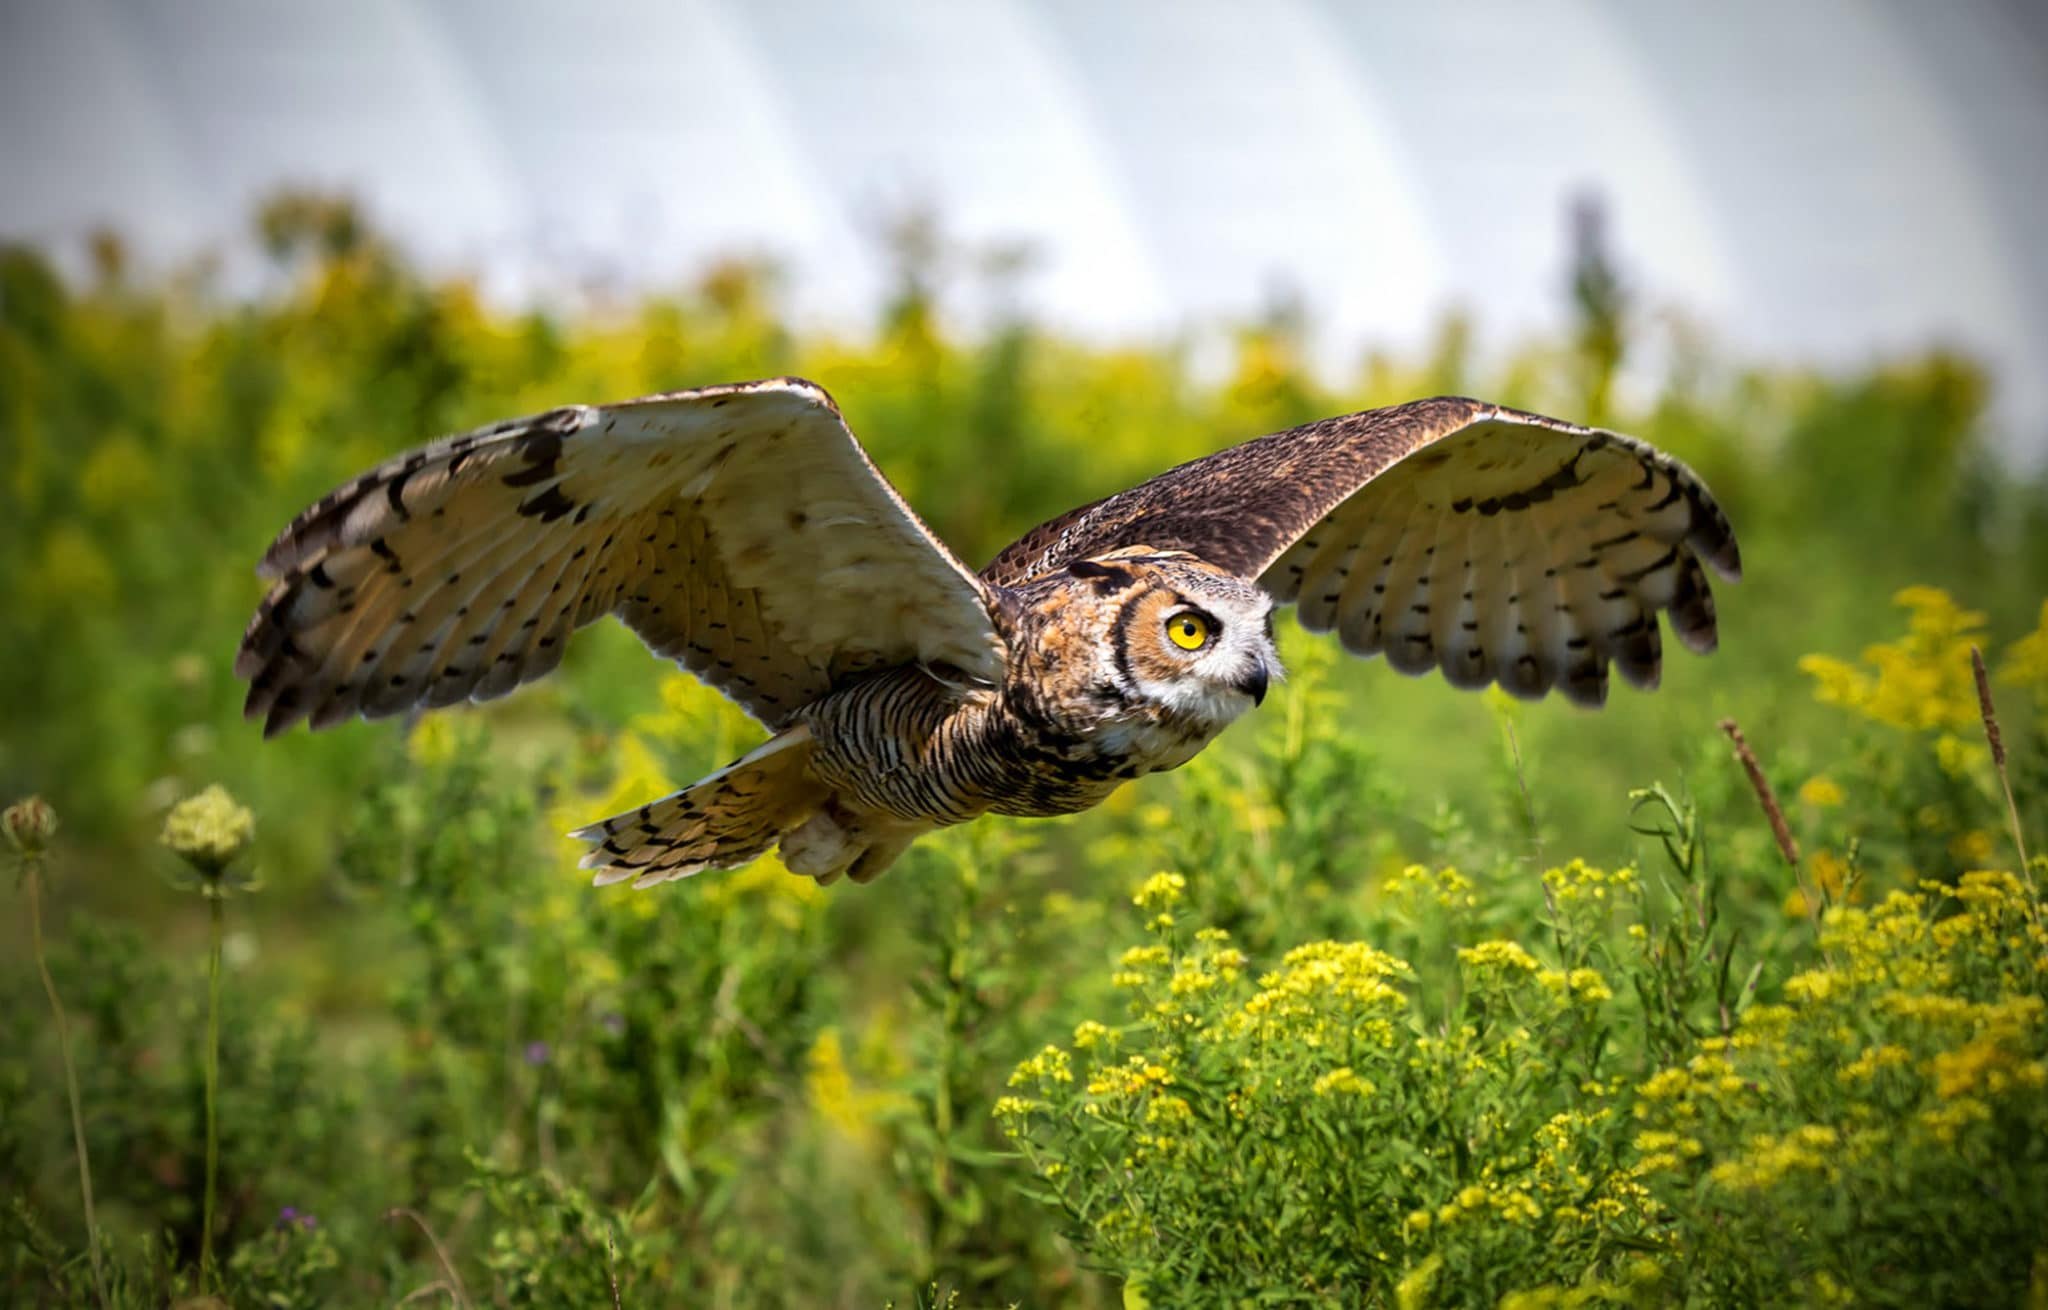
237, 378, 1740, 887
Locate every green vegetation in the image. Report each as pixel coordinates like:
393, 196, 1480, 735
3, 200, 2046, 1306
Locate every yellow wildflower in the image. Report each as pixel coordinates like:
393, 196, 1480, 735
1009, 1045, 1073, 1088
1386, 863, 1478, 912
1784, 968, 1846, 1005
1073, 1020, 1114, 1050
79, 431, 156, 512
1929, 1036, 2042, 1100
1539, 967, 1614, 1005
1935, 734, 1986, 780
1087, 1056, 1174, 1099
1311, 1067, 1373, 1098
1143, 1094, 1192, 1126
1394, 1253, 1442, 1310
1118, 944, 1170, 970
1458, 940, 1541, 973
1997, 599, 2048, 691
1838, 1045, 1912, 1084
1708, 1126, 1838, 1191
1919, 1097, 1991, 1145
1798, 776, 1845, 807
1800, 587, 1986, 732
806, 1029, 909, 1152
31, 525, 116, 610
1132, 871, 1186, 911
406, 715, 460, 767
2007, 597, 2048, 691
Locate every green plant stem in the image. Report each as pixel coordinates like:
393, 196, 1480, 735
25, 857, 108, 1309
202, 891, 223, 1289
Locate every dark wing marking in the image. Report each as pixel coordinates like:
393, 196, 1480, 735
237, 377, 1001, 736
982, 397, 1739, 706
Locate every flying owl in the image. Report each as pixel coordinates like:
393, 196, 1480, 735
237, 378, 1740, 887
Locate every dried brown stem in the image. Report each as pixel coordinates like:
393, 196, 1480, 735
1720, 718, 1827, 950
1970, 647, 2007, 770
1720, 718, 1800, 868
1971, 647, 2037, 912
385, 1207, 472, 1310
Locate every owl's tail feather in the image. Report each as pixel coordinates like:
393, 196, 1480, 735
573, 726, 825, 889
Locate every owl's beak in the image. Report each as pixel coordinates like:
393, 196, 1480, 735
1236, 658, 1270, 707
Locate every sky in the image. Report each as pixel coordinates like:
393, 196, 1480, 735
4, 0, 2046, 462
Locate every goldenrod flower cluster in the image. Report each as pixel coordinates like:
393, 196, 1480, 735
2001, 599, 2048, 691
1456, 939, 1541, 974
1131, 871, 1186, 911
1797, 586, 1993, 733
1537, 967, 1614, 1006
804, 1029, 910, 1154
1002, 818, 2048, 1306
1628, 867, 2048, 1271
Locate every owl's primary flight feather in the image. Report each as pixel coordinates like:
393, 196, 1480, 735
239, 378, 1739, 887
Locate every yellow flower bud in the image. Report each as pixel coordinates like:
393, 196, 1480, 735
160, 785, 255, 876
3, 795, 58, 855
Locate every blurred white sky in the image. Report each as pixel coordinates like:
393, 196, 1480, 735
4, 0, 2046, 461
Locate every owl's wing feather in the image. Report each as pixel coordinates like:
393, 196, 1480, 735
237, 377, 1002, 736
982, 396, 1738, 706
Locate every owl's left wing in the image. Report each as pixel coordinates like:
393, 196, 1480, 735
238, 377, 1002, 736
982, 397, 1739, 706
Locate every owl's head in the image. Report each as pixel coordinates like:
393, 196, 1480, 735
1065, 550, 1279, 729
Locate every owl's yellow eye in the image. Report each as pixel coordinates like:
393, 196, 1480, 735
1166, 612, 1212, 651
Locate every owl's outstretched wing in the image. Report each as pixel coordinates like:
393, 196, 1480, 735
982, 397, 1739, 706
237, 377, 1002, 736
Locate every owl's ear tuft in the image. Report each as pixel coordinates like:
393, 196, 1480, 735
1067, 558, 1131, 589
991, 587, 1029, 627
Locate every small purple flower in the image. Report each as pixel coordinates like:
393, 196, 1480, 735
524, 1040, 551, 1067
275, 1206, 317, 1232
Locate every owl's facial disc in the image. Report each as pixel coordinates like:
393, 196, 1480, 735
1116, 568, 1280, 726
1156, 605, 1269, 706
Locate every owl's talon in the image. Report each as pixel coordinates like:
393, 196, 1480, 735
920, 659, 995, 692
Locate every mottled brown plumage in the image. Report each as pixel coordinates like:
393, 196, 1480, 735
237, 378, 1741, 887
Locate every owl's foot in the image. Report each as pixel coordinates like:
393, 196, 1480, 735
780, 801, 927, 886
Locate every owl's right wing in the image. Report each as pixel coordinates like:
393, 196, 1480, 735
236, 377, 1003, 736
983, 397, 1739, 706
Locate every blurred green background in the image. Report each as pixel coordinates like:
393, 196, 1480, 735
2, 197, 2045, 1305
7, 198, 2041, 882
